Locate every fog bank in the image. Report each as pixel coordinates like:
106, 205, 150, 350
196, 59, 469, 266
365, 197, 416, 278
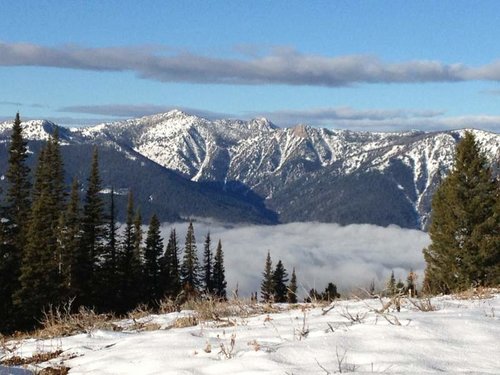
159, 222, 430, 298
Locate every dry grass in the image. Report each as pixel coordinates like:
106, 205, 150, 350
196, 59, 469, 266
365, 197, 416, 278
454, 287, 498, 300
0, 350, 63, 366
37, 300, 118, 338
171, 315, 199, 328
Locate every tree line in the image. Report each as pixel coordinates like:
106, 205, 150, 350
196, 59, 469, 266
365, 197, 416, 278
0, 114, 227, 333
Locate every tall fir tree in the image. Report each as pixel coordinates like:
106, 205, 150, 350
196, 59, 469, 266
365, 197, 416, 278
272, 260, 289, 303
97, 187, 119, 311
6, 113, 31, 247
202, 232, 213, 294
143, 214, 163, 304
423, 132, 498, 293
57, 178, 82, 300
181, 222, 201, 296
260, 251, 274, 302
79, 147, 106, 306
161, 229, 181, 298
212, 239, 227, 300
1, 113, 31, 331
117, 192, 142, 312
15, 142, 62, 325
287, 267, 298, 303
0, 204, 17, 333
386, 270, 396, 296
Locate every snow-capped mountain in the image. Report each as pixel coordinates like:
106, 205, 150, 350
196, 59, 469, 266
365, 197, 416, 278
1, 111, 499, 228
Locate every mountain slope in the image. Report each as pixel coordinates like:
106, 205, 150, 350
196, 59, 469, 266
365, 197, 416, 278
1, 113, 498, 228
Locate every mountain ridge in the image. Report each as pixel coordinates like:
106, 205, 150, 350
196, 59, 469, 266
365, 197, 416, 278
1, 111, 498, 229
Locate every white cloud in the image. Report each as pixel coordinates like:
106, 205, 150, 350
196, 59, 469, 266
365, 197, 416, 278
159, 222, 430, 299
2, 42, 500, 87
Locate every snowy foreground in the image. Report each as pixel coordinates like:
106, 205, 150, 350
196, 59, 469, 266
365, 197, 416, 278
1, 293, 499, 374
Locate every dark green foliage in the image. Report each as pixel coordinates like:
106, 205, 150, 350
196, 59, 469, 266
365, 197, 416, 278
260, 251, 274, 302
117, 192, 143, 312
424, 132, 498, 293
386, 270, 396, 296
14, 139, 64, 325
5, 113, 31, 245
78, 147, 106, 306
272, 260, 289, 303
57, 178, 82, 300
97, 188, 119, 311
212, 239, 227, 300
0, 205, 18, 333
181, 222, 201, 296
287, 268, 298, 303
143, 214, 163, 304
202, 232, 213, 294
305, 282, 340, 302
322, 282, 340, 301
161, 229, 182, 298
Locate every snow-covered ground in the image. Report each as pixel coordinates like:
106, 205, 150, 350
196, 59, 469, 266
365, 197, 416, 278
1, 293, 499, 374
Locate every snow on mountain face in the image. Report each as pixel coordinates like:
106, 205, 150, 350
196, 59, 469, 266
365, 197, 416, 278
77, 111, 499, 228
2, 111, 499, 228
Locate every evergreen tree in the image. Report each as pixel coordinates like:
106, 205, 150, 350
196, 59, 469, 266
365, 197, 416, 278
5, 112, 31, 247
15, 143, 62, 325
423, 132, 498, 293
78, 147, 106, 306
1, 113, 31, 330
272, 260, 289, 302
212, 239, 227, 300
57, 178, 82, 300
161, 229, 181, 298
180, 222, 201, 296
0, 205, 17, 333
287, 267, 298, 303
260, 251, 274, 302
143, 214, 163, 304
117, 192, 142, 312
202, 232, 213, 294
322, 282, 340, 301
98, 187, 119, 311
386, 270, 396, 296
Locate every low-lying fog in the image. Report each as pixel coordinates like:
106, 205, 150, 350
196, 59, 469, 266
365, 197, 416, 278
159, 221, 430, 298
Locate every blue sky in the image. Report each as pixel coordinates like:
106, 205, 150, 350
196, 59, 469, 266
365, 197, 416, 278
1, 0, 500, 131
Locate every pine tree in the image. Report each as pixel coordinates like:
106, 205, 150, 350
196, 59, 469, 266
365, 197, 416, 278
78, 147, 106, 306
386, 270, 396, 296
0, 205, 17, 333
117, 192, 142, 312
15, 143, 62, 325
272, 260, 289, 303
181, 222, 201, 297
260, 251, 274, 302
143, 214, 163, 304
423, 132, 498, 293
5, 113, 31, 247
1, 113, 31, 330
322, 282, 340, 301
287, 267, 298, 303
57, 178, 82, 300
212, 239, 227, 300
161, 229, 181, 298
97, 187, 119, 311
202, 232, 213, 294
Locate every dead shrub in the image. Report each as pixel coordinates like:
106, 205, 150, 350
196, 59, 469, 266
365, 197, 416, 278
38, 301, 117, 338
171, 315, 198, 328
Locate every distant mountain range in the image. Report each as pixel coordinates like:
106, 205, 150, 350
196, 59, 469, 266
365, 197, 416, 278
1, 111, 499, 229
